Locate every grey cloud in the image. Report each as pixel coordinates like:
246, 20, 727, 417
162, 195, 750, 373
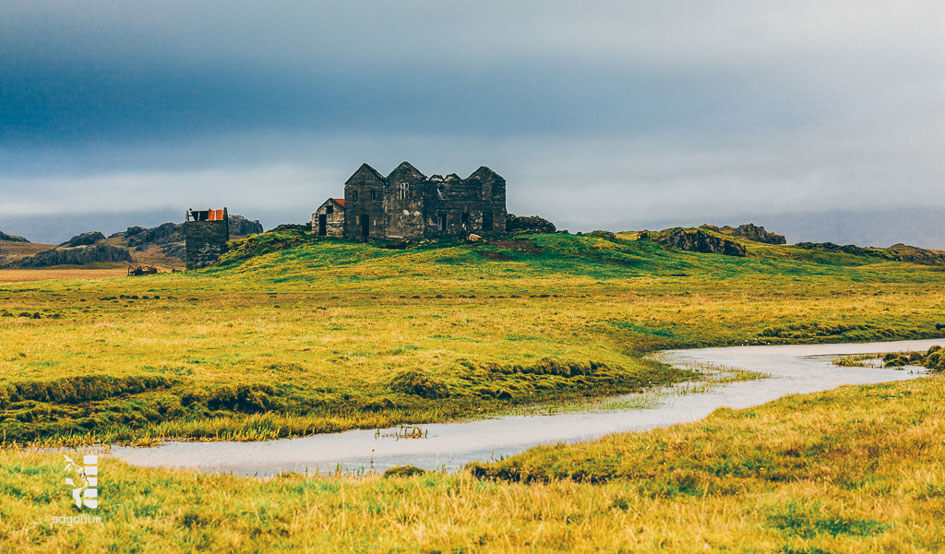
0, 1, 942, 241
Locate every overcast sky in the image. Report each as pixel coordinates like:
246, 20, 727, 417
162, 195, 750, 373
1, 1, 943, 236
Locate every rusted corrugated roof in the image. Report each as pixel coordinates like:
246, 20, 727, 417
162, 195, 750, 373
333, 198, 345, 207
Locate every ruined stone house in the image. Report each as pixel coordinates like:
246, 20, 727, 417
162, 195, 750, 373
312, 162, 507, 239
184, 208, 229, 270
311, 198, 345, 237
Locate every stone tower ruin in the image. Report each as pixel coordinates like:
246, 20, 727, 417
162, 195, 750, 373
185, 208, 229, 270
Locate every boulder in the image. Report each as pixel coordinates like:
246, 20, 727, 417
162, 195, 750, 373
60, 231, 105, 247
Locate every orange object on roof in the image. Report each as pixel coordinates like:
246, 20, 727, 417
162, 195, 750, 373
333, 198, 345, 207
208, 209, 225, 221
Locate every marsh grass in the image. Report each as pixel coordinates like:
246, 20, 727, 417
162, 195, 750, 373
510, 363, 769, 415
832, 354, 885, 368
0, 377, 941, 552
833, 345, 945, 372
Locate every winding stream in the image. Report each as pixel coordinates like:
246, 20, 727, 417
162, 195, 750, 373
110, 338, 942, 476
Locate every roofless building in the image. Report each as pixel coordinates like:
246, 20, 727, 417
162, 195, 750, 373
312, 162, 507, 240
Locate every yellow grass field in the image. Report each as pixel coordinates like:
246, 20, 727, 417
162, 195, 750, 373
0, 269, 131, 283
0, 230, 943, 551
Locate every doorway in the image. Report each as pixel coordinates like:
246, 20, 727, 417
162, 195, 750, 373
318, 214, 327, 236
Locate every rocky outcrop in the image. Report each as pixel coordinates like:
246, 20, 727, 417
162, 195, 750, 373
795, 242, 878, 257
267, 223, 310, 234
793, 241, 945, 266
730, 223, 785, 244
0, 231, 29, 243
701, 223, 786, 245
12, 244, 132, 267
116, 223, 184, 247
229, 215, 263, 236
655, 228, 746, 257
506, 214, 556, 234
885, 243, 945, 266
586, 230, 617, 240
159, 243, 186, 259
60, 231, 105, 247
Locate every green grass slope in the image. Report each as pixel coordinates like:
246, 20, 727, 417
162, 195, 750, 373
0, 231, 942, 445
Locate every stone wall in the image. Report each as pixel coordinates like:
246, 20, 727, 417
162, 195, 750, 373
384, 163, 426, 239
343, 164, 387, 240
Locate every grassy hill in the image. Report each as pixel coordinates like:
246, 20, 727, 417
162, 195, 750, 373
0, 230, 942, 445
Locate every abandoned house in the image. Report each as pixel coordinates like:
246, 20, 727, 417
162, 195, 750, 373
311, 162, 507, 240
311, 198, 346, 237
185, 208, 229, 270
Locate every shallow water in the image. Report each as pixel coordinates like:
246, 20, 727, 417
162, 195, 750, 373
110, 338, 942, 476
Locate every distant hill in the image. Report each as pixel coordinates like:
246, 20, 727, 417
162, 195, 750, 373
0, 215, 262, 269
0, 230, 29, 243
596, 207, 945, 251
9, 244, 133, 268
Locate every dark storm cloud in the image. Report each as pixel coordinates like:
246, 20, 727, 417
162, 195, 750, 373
0, 1, 942, 237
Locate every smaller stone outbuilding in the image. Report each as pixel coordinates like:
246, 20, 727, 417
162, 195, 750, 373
312, 198, 345, 237
185, 208, 229, 270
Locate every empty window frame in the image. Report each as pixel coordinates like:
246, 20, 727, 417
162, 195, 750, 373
482, 212, 493, 231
